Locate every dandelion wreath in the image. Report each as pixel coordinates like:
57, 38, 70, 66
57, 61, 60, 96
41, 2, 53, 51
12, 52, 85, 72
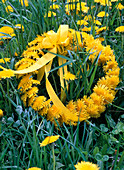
0, 25, 120, 125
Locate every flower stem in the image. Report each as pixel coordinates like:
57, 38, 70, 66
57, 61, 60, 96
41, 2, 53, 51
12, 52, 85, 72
52, 144, 55, 170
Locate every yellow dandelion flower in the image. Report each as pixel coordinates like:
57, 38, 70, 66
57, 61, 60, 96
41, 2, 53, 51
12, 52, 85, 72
24, 51, 40, 59
97, 11, 109, 17
98, 75, 120, 89
39, 135, 60, 147
65, 4, 76, 11
103, 92, 115, 104
16, 63, 32, 71
2, 0, 6, 3
84, 15, 92, 21
83, 95, 94, 106
38, 100, 51, 116
90, 93, 104, 106
21, 87, 39, 106
0, 69, 14, 80
15, 58, 36, 69
66, 100, 76, 112
107, 75, 120, 88
75, 161, 99, 170
38, 107, 48, 116
77, 20, 89, 26
94, 20, 102, 25
80, 27, 91, 32
76, 99, 87, 112
63, 72, 76, 81
15, 24, 24, 32
27, 168, 42, 170
75, 99, 90, 119
28, 95, 37, 107
0, 26, 15, 40
47, 11, 56, 17
98, 105, 106, 113
19, 0, 29, 7
32, 96, 46, 111
18, 74, 33, 92
5, 5, 13, 13
21, 94, 27, 106
0, 58, 10, 63
93, 85, 115, 104
47, 105, 62, 124
94, 0, 111, 6
95, 26, 99, 30
28, 35, 44, 47
26, 87, 39, 98
0, 109, 3, 117
50, 4, 59, 9
95, 37, 104, 42
104, 60, 118, 72
87, 104, 100, 118
115, 26, 124, 32
96, 26, 107, 34
106, 67, 120, 76
116, 3, 124, 10
77, 4, 89, 13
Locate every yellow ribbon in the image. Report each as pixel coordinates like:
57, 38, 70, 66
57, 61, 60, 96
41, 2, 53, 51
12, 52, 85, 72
14, 47, 57, 74
45, 64, 84, 124
58, 58, 68, 102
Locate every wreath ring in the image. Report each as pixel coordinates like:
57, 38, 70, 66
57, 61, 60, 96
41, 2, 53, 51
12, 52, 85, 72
0, 25, 120, 125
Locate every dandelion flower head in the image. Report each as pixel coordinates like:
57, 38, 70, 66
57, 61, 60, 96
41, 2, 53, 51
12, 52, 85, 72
63, 71, 76, 81
75, 161, 99, 170
115, 26, 124, 32
27, 167, 42, 170
19, 0, 29, 7
0, 26, 15, 40
97, 11, 109, 17
39, 135, 60, 147
5, 5, 13, 13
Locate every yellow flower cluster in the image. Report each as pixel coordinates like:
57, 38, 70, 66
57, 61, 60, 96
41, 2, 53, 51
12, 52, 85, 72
94, 0, 112, 6
65, 1, 89, 15
0, 25, 120, 126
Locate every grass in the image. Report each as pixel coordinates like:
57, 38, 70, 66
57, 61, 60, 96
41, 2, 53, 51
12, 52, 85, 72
0, 0, 124, 169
